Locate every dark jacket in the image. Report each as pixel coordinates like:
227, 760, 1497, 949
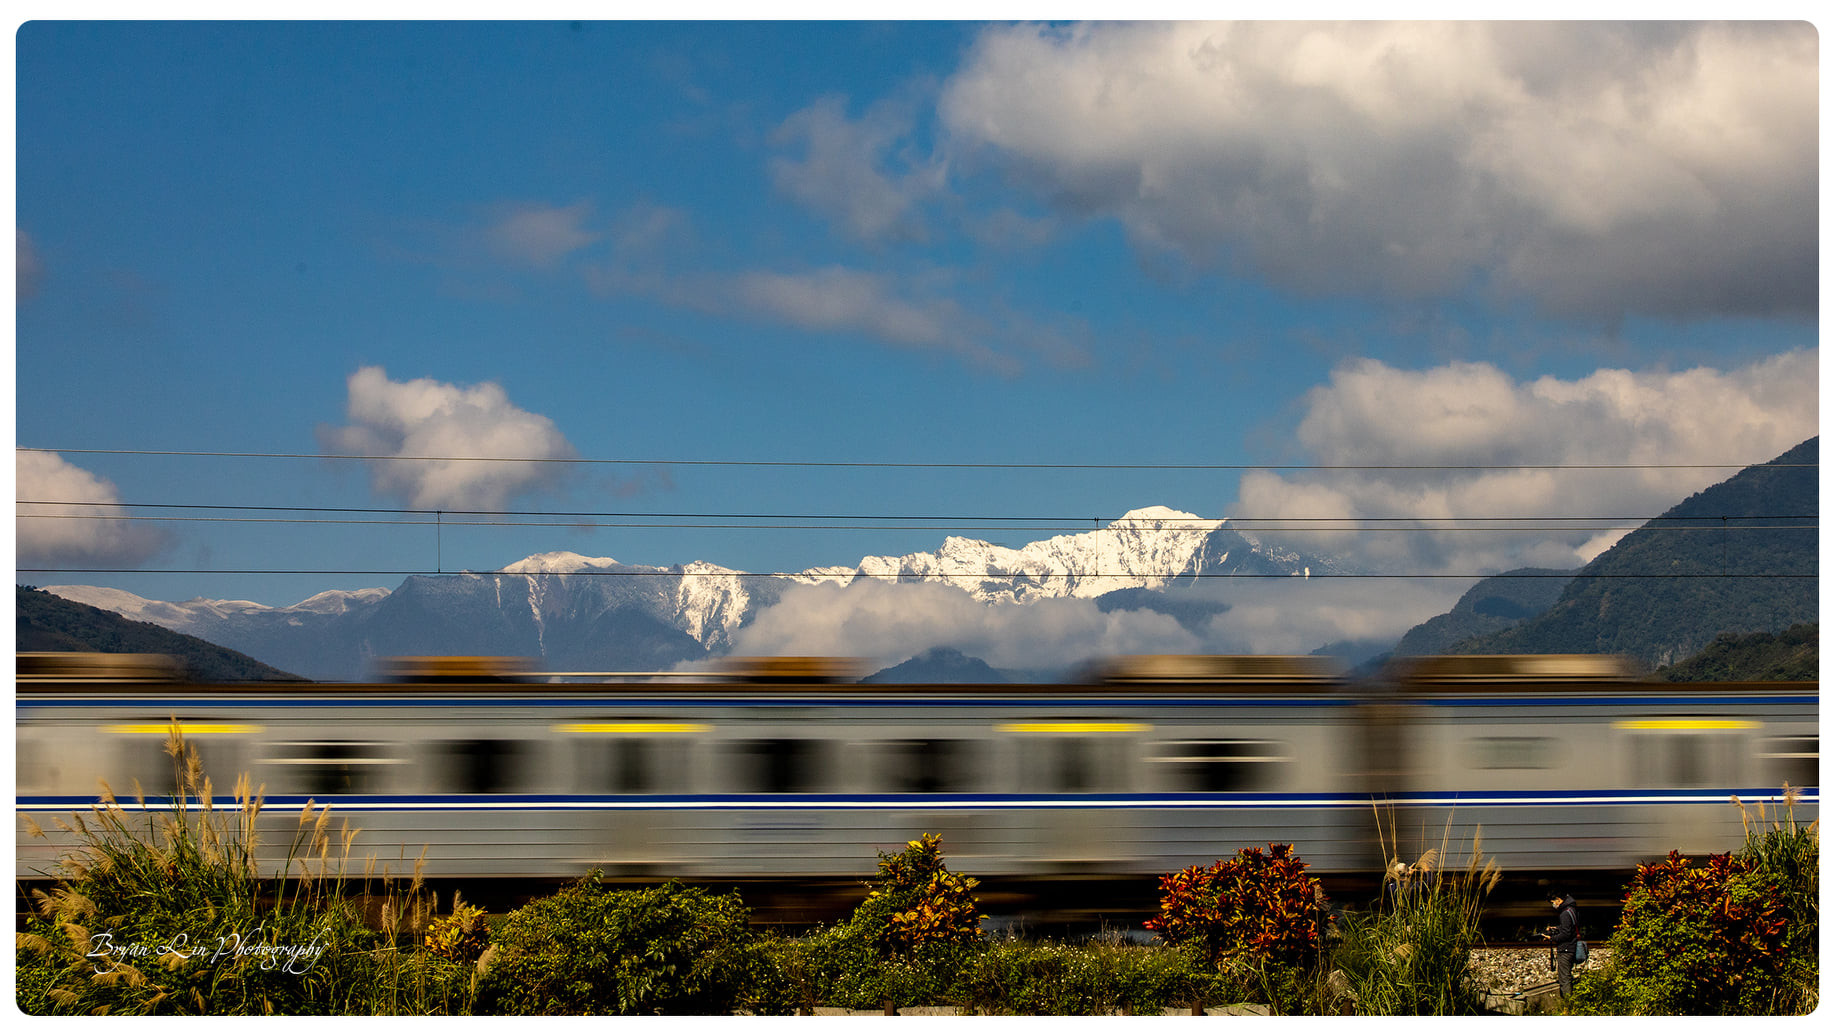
1547, 895, 1579, 946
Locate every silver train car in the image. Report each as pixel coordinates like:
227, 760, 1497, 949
15, 655, 1818, 896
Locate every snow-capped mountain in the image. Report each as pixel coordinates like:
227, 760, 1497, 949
818, 506, 1324, 603
45, 507, 1344, 681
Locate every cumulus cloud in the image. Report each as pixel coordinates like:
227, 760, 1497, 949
727, 576, 1466, 670
1200, 579, 1463, 656
730, 579, 1202, 672
317, 367, 577, 511
1233, 349, 1818, 573
16, 452, 170, 569
770, 95, 947, 244
938, 22, 1816, 320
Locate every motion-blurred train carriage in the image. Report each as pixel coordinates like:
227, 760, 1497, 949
14, 653, 1817, 921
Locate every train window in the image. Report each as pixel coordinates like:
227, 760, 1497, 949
440, 739, 530, 794
1628, 732, 1745, 788
1759, 736, 1818, 790
263, 741, 399, 796
883, 739, 971, 793
1151, 739, 1290, 792
1020, 737, 1130, 792
1465, 736, 1562, 770
735, 739, 827, 793
579, 738, 691, 793
115, 734, 245, 798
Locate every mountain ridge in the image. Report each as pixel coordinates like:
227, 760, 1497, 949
46, 506, 1341, 680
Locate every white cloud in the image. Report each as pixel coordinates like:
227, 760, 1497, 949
770, 95, 946, 244
729, 579, 1200, 672
484, 201, 599, 267
1233, 350, 1818, 573
1200, 579, 1463, 656
317, 367, 577, 511
15, 451, 169, 569
938, 22, 1815, 319
733, 266, 1022, 375
727, 576, 1465, 670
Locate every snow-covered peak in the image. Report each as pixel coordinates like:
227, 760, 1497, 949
292, 587, 392, 614
44, 584, 165, 619
1114, 505, 1224, 528
500, 551, 621, 574
817, 505, 1245, 604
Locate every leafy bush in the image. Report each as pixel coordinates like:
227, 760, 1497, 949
1585, 797, 1818, 1016
860, 832, 985, 955
796, 833, 985, 1010
1144, 842, 1324, 1004
957, 938, 1215, 1015
423, 896, 489, 966
475, 875, 770, 1015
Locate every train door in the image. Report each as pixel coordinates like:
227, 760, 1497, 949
563, 721, 703, 874
1005, 721, 1145, 869
1618, 718, 1757, 855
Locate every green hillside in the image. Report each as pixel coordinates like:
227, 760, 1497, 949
15, 585, 307, 682
1651, 623, 1817, 682
1391, 568, 1573, 656
1449, 438, 1817, 669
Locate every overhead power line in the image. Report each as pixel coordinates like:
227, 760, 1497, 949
13, 512, 1817, 535
15, 446, 1813, 471
14, 500, 1818, 533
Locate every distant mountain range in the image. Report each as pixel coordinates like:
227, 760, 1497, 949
15, 585, 304, 681
41, 507, 1343, 681
31, 440, 1816, 681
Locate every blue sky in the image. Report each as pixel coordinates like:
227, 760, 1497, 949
11, 19, 1823, 652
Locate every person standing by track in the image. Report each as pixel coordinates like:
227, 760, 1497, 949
1543, 892, 1582, 999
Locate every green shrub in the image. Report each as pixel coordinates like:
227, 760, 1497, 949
861, 832, 985, 955
728, 931, 809, 1016
475, 875, 767, 1015
422, 896, 489, 966
957, 938, 1215, 1015
1591, 821, 1816, 1016
798, 833, 985, 1009
1735, 789, 1818, 1013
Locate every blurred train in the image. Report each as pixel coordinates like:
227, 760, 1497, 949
14, 653, 1818, 912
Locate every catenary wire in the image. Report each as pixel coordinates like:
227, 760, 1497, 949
15, 500, 1818, 532
14, 446, 1815, 471
12, 512, 1816, 534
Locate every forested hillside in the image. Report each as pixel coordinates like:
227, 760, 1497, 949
1651, 623, 1817, 682
16, 585, 306, 682
1448, 438, 1817, 669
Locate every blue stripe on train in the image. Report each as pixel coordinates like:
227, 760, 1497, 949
16, 787, 1816, 811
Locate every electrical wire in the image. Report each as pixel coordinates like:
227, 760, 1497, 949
15, 446, 1815, 471
14, 500, 1818, 534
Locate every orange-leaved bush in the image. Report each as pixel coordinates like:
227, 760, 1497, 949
1145, 842, 1323, 972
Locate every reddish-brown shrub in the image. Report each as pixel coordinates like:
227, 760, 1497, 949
1144, 842, 1322, 972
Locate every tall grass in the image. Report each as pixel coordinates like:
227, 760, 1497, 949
16, 721, 467, 1015
1327, 807, 1500, 1015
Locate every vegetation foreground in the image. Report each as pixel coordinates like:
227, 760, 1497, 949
15, 728, 1818, 1016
